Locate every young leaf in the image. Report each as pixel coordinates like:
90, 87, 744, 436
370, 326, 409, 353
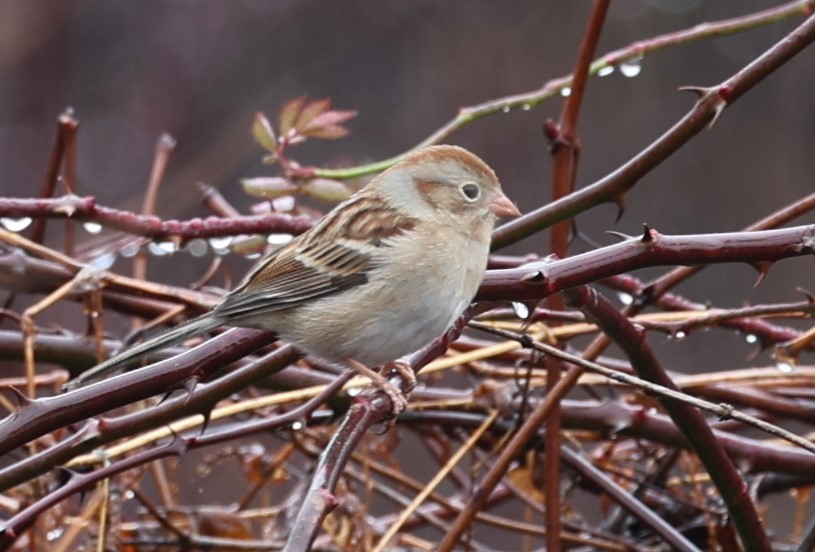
295, 98, 332, 131
241, 177, 299, 199
301, 109, 358, 140
279, 95, 307, 136
252, 112, 278, 153
302, 178, 352, 202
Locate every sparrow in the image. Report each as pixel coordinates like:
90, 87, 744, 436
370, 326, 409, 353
65, 145, 520, 395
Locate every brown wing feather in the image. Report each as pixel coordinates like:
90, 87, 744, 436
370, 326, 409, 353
213, 193, 416, 320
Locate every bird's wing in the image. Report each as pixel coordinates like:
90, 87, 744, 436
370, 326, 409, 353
213, 194, 416, 319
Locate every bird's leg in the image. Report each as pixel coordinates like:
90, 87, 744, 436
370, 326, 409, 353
346, 358, 409, 415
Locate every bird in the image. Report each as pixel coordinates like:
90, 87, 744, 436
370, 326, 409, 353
64, 145, 520, 399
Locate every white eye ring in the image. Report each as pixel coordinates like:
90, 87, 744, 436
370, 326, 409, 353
460, 182, 480, 201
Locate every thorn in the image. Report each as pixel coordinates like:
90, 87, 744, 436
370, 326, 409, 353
199, 408, 212, 436
157, 391, 174, 406
678, 85, 716, 98
640, 224, 655, 243
796, 287, 815, 304
183, 376, 200, 405
569, 220, 579, 242
750, 261, 774, 287
707, 100, 726, 129
678, 85, 724, 128
606, 230, 631, 242
520, 270, 547, 284
610, 192, 627, 223
6, 386, 32, 407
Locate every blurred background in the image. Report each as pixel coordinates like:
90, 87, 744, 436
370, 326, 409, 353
1, 0, 815, 544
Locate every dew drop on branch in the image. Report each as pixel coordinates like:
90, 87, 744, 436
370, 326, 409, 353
89, 251, 116, 270
616, 292, 633, 306
620, 56, 643, 78
598, 65, 615, 77
560, 87, 572, 97
120, 243, 140, 258
185, 238, 208, 257
208, 236, 233, 250
209, 236, 233, 255
147, 242, 166, 256
0, 217, 32, 232
267, 233, 293, 245
745, 334, 758, 344
512, 302, 530, 320
776, 361, 795, 373
82, 221, 103, 234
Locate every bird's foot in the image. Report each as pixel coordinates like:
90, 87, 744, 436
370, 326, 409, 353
346, 359, 410, 415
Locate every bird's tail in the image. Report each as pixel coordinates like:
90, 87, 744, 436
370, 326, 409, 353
64, 315, 222, 391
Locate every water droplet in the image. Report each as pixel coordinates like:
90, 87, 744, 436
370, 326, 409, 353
89, 251, 116, 270
620, 56, 643, 78
272, 196, 296, 212
521, 103, 532, 111
512, 302, 530, 320
776, 361, 795, 373
148, 242, 168, 256
560, 86, 572, 97
47, 528, 65, 541
290, 420, 304, 431
501, 105, 511, 113
347, 387, 362, 397
245, 252, 261, 260
82, 221, 103, 234
617, 292, 633, 306
157, 241, 178, 254
0, 217, 32, 232
267, 233, 293, 245
674, 331, 686, 341
598, 65, 615, 77
185, 239, 208, 257
121, 243, 141, 257
124, 490, 135, 500
745, 334, 758, 344
208, 236, 233, 250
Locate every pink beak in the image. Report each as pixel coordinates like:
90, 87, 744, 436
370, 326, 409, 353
489, 193, 521, 218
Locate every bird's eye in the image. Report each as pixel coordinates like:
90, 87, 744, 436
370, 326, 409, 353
460, 183, 480, 200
